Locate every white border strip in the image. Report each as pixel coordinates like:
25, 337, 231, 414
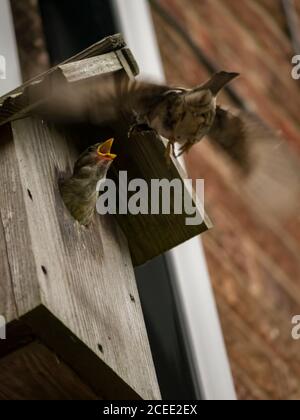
112, 0, 236, 400
0, 0, 21, 95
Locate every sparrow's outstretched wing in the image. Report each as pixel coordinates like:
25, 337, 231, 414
32, 72, 171, 125
208, 106, 300, 218
208, 107, 253, 172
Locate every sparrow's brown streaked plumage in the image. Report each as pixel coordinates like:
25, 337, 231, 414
60, 139, 116, 226
136, 71, 239, 158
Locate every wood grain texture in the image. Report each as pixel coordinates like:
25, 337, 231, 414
0, 341, 99, 400
59, 52, 123, 82
0, 205, 18, 322
0, 124, 40, 321
9, 117, 160, 400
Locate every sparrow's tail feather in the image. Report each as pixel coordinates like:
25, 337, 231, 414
199, 71, 239, 96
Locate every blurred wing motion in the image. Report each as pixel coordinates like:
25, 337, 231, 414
32, 72, 170, 125
209, 106, 300, 219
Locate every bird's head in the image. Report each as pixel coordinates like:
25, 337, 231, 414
74, 138, 117, 179
96, 138, 117, 163
183, 89, 215, 112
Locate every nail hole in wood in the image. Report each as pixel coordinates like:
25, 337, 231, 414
97, 344, 104, 353
130, 294, 135, 303
27, 189, 33, 201
41, 266, 48, 275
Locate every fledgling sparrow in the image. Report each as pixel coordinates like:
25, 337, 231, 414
60, 138, 116, 226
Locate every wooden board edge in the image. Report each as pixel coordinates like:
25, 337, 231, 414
0, 34, 126, 104
0, 319, 36, 359
22, 305, 143, 400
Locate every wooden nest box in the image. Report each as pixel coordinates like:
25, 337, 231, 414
0, 35, 210, 400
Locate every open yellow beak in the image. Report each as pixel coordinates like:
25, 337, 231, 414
97, 138, 117, 161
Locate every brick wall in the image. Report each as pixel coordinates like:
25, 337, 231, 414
151, 0, 300, 400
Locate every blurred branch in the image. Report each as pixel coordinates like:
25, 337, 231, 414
281, 0, 300, 54
149, 0, 246, 109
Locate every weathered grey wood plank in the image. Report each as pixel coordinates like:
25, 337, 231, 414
0, 124, 40, 321
10, 117, 161, 400
60, 53, 122, 82
0, 213, 17, 322
0, 130, 18, 322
